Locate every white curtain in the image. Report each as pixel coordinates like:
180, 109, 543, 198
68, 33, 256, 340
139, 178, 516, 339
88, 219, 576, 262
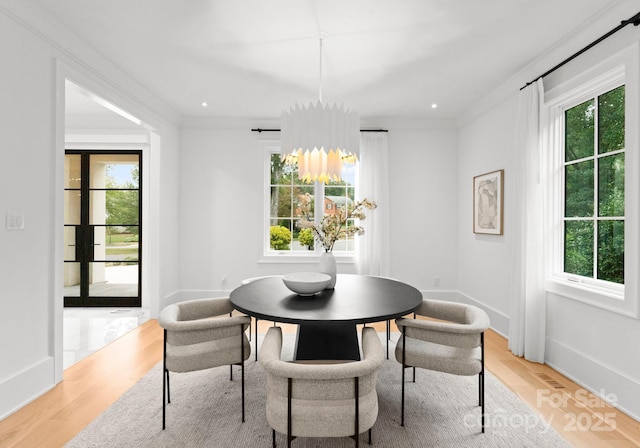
508, 79, 546, 363
356, 132, 391, 277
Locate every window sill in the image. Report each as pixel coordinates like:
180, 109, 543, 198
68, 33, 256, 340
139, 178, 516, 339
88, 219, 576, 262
546, 276, 638, 318
259, 253, 356, 264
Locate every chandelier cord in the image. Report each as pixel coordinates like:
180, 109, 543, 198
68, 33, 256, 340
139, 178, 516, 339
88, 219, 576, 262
318, 36, 323, 103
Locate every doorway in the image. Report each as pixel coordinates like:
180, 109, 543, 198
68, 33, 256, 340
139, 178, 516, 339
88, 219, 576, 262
64, 150, 142, 307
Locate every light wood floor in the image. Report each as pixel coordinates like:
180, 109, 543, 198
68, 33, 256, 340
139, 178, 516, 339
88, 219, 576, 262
1, 318, 639, 447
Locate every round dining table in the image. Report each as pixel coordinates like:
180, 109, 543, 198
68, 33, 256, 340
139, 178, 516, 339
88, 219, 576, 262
230, 274, 422, 361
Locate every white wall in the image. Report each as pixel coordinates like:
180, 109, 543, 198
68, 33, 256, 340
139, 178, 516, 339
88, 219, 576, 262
177, 126, 267, 299
174, 121, 459, 305
387, 127, 458, 290
457, 97, 517, 336
456, 1, 640, 419
0, 2, 181, 419
0, 6, 56, 419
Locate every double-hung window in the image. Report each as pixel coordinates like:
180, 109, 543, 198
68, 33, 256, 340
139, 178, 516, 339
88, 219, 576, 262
265, 148, 357, 257
545, 48, 639, 317
563, 85, 625, 285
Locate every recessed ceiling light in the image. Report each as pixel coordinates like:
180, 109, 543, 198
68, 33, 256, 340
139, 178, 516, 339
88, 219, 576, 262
202, 102, 208, 107
431, 103, 438, 109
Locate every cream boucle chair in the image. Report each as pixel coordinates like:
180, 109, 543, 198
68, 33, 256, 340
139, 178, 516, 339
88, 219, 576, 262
395, 299, 490, 431
259, 326, 385, 448
159, 298, 251, 430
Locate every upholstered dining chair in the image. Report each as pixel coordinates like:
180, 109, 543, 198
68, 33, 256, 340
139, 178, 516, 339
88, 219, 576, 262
395, 299, 490, 432
259, 326, 385, 448
159, 298, 251, 430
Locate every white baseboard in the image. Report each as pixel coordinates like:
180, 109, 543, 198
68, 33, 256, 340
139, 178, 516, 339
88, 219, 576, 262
0, 357, 55, 421
545, 337, 640, 422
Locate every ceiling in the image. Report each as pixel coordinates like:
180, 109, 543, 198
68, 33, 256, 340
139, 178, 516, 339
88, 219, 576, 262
33, 0, 621, 121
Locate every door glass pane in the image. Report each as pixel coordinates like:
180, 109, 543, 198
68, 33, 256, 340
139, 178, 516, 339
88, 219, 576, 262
564, 221, 594, 278
65, 154, 82, 188
91, 225, 106, 261
598, 153, 624, 217
64, 191, 81, 225
90, 190, 139, 225
565, 160, 594, 217
64, 226, 77, 261
104, 226, 139, 262
63, 262, 81, 296
90, 154, 140, 189
89, 262, 139, 297
565, 99, 595, 162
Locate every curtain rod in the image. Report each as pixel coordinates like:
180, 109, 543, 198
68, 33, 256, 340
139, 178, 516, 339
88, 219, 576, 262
520, 11, 640, 90
251, 128, 388, 133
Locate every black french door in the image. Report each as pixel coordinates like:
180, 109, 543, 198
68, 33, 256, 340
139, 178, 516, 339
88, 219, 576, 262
64, 150, 142, 307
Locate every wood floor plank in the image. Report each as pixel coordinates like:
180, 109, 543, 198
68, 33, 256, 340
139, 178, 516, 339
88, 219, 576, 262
0, 318, 638, 448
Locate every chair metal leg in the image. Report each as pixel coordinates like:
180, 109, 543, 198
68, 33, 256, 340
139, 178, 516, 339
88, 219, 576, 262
255, 318, 259, 361
481, 332, 485, 433
272, 429, 276, 448
166, 368, 171, 403
162, 329, 168, 430
368, 428, 372, 445
401, 329, 405, 427
241, 327, 246, 422
386, 320, 390, 359
354, 376, 360, 448
287, 378, 292, 448
162, 370, 166, 430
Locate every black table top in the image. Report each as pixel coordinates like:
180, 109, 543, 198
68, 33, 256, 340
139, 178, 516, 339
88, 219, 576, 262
230, 274, 423, 326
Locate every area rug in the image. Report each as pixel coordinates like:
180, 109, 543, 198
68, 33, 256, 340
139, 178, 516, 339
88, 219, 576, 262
66, 333, 570, 447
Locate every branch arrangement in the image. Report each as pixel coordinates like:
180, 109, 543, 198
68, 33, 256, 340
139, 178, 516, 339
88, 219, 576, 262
297, 193, 377, 252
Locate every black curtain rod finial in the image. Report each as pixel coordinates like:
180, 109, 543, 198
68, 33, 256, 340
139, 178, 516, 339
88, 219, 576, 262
621, 12, 640, 26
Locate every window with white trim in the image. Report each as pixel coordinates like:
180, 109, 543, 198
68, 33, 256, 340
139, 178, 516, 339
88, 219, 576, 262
545, 49, 640, 317
563, 85, 625, 284
265, 148, 357, 256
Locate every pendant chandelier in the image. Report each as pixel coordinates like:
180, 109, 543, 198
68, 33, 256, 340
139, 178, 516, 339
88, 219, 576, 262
281, 35, 360, 184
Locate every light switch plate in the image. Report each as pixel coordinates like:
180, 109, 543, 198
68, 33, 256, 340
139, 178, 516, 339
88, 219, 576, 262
6, 211, 25, 230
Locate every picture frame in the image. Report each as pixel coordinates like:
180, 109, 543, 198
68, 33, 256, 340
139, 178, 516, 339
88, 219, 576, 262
473, 169, 504, 235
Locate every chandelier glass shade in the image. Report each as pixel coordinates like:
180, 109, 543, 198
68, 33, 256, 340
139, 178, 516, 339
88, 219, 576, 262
281, 101, 359, 183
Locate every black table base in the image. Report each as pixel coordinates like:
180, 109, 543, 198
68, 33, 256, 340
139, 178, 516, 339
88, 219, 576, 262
294, 324, 361, 361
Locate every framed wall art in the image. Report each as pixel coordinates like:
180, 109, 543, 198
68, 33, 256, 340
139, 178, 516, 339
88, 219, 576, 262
473, 169, 504, 235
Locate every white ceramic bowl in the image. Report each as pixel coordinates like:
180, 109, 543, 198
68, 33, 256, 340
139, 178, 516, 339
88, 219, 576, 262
282, 272, 331, 296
